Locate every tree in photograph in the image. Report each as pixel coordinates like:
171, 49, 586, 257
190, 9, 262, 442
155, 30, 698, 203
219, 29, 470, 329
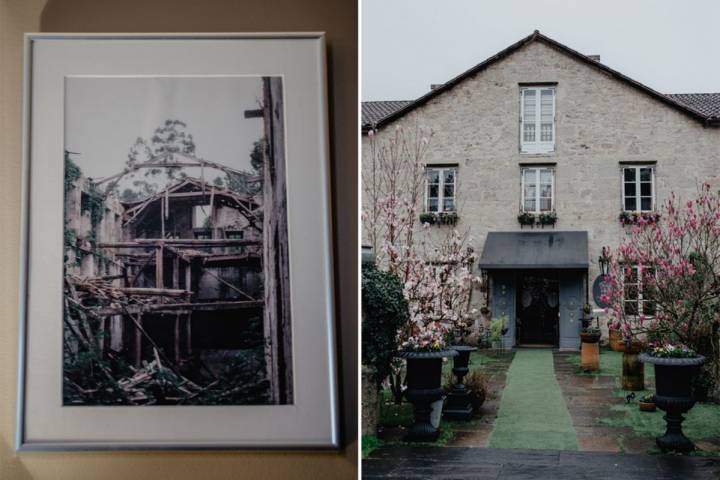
602, 183, 720, 392
118, 120, 197, 201
224, 137, 266, 196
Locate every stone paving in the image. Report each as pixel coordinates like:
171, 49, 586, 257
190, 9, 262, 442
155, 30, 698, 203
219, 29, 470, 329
363, 446, 720, 479
366, 347, 720, 478
553, 351, 655, 453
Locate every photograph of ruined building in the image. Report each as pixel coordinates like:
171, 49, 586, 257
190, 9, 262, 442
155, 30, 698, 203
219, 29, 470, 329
62, 76, 292, 406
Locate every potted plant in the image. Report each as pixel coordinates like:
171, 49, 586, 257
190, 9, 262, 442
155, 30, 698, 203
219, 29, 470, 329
639, 343, 705, 452
489, 316, 508, 352
443, 315, 477, 420
580, 319, 601, 371
538, 211, 557, 227
607, 320, 624, 352
437, 211, 459, 225
638, 393, 656, 412
418, 212, 436, 225
517, 211, 536, 227
445, 369, 487, 414
396, 322, 458, 441
442, 344, 476, 421
618, 211, 661, 225
418, 211, 459, 226
622, 339, 645, 391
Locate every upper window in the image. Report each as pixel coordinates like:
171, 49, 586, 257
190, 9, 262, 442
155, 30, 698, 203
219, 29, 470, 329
425, 166, 457, 213
622, 166, 655, 212
520, 86, 556, 154
521, 167, 554, 213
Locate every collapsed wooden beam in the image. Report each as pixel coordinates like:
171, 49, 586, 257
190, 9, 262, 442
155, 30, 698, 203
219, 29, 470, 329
98, 239, 261, 248
93, 300, 263, 316
115, 287, 190, 297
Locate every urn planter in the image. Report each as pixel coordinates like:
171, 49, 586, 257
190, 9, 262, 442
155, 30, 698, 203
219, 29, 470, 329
580, 332, 601, 371
622, 342, 645, 391
397, 349, 458, 441
443, 345, 476, 421
639, 353, 705, 453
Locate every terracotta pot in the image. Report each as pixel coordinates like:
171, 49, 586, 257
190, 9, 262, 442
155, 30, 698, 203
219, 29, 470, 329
608, 329, 625, 352
639, 399, 656, 412
581, 340, 600, 371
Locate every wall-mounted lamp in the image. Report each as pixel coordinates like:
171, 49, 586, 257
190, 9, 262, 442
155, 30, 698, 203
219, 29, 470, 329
598, 246, 610, 277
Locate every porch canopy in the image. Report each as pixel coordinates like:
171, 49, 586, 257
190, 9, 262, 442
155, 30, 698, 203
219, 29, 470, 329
478, 231, 588, 269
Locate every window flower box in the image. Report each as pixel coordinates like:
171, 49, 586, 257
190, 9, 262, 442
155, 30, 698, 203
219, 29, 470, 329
619, 211, 660, 225
538, 211, 557, 227
419, 211, 458, 226
517, 212, 536, 227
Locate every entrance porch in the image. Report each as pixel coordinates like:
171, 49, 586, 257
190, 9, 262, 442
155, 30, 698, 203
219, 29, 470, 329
479, 231, 588, 350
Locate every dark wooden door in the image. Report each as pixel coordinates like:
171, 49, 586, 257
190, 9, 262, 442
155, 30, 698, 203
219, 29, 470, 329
516, 272, 559, 345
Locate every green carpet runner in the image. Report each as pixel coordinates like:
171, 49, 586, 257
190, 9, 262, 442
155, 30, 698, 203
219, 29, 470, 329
488, 349, 578, 450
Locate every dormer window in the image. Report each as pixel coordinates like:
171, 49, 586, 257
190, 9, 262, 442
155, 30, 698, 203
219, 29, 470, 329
520, 86, 556, 154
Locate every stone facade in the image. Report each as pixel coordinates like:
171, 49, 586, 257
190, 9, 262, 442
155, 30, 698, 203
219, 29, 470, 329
362, 39, 720, 344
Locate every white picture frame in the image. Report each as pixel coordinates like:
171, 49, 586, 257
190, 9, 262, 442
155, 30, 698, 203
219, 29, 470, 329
17, 33, 338, 450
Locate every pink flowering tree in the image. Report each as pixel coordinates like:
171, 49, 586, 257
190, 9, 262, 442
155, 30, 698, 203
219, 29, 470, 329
602, 183, 720, 386
363, 124, 480, 401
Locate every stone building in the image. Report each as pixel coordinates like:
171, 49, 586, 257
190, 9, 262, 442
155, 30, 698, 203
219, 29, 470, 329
362, 31, 720, 349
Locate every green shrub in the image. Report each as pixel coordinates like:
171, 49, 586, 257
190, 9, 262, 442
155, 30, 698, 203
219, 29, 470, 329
362, 263, 409, 386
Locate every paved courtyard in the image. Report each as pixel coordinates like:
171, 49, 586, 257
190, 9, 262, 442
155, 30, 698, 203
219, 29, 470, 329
365, 348, 720, 478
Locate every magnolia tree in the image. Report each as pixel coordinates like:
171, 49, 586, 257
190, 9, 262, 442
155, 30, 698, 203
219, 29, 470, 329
363, 124, 480, 352
363, 124, 480, 403
602, 183, 720, 387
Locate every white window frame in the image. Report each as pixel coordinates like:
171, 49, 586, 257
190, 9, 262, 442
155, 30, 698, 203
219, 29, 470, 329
622, 264, 656, 318
424, 166, 458, 213
520, 166, 555, 213
520, 86, 556, 154
621, 165, 656, 213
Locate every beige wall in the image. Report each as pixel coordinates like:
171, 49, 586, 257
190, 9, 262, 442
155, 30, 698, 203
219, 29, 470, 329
0, 0, 357, 478
362, 39, 720, 329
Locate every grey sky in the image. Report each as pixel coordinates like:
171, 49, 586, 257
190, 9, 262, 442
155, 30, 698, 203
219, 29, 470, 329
362, 0, 720, 101
65, 76, 265, 182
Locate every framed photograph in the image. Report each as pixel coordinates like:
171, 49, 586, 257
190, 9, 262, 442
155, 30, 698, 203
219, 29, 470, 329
17, 33, 338, 450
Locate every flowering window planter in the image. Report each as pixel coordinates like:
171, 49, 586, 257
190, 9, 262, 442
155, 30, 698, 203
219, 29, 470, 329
619, 211, 660, 225
419, 211, 459, 226
517, 211, 557, 228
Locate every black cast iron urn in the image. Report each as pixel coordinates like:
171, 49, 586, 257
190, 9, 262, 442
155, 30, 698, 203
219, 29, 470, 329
396, 349, 458, 441
443, 345, 476, 421
639, 353, 705, 453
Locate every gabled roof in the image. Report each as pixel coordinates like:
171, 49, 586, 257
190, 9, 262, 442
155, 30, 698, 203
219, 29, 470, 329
362, 30, 720, 131
362, 100, 413, 126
